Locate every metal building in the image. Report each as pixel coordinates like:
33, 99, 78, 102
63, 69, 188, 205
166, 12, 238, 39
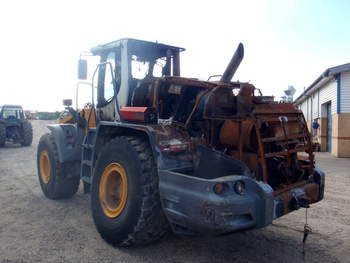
294, 63, 350, 157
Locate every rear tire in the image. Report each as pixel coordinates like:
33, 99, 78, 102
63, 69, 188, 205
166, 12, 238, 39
21, 120, 33, 146
0, 124, 5, 147
37, 133, 80, 199
91, 136, 169, 247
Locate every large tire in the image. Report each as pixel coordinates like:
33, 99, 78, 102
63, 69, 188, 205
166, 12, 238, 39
91, 136, 169, 247
37, 133, 80, 199
0, 124, 5, 147
21, 120, 33, 146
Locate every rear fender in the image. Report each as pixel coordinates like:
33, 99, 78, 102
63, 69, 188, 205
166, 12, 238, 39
93, 122, 158, 164
93, 121, 193, 171
47, 124, 83, 162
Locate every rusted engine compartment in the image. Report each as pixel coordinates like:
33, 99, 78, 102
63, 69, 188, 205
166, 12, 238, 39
115, 41, 315, 194
128, 76, 314, 193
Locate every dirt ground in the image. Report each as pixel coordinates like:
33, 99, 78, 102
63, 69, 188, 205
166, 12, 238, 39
0, 120, 349, 263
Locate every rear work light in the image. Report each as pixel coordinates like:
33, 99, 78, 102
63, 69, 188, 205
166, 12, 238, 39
234, 181, 245, 195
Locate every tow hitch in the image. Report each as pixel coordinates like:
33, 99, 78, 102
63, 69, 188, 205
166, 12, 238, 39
290, 195, 310, 210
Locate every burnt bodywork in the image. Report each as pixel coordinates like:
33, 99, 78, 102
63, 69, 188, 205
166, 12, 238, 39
53, 38, 325, 235
114, 76, 324, 234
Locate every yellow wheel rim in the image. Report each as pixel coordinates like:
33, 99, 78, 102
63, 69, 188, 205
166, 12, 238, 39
39, 150, 51, 184
99, 162, 128, 218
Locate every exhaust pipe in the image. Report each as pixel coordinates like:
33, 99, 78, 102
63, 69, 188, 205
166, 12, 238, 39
220, 43, 244, 83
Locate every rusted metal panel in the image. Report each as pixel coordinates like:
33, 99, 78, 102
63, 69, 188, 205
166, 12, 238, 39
274, 180, 308, 196
253, 103, 300, 114
264, 146, 311, 158
219, 119, 257, 151
262, 133, 306, 143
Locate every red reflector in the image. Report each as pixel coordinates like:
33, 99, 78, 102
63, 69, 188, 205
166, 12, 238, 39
213, 183, 227, 195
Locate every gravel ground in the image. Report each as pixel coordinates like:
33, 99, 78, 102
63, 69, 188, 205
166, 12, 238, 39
0, 120, 349, 263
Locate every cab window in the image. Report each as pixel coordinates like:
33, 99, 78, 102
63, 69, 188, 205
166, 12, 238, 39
131, 55, 149, 79
2, 107, 23, 120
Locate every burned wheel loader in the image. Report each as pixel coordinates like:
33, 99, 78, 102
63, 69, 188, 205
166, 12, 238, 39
37, 38, 325, 247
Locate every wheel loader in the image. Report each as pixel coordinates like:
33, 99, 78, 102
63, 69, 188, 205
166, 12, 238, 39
37, 38, 325, 247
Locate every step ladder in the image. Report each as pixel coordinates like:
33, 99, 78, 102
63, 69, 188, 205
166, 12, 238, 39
80, 128, 97, 189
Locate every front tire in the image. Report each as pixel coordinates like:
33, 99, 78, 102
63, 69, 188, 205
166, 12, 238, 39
37, 133, 80, 199
91, 136, 169, 247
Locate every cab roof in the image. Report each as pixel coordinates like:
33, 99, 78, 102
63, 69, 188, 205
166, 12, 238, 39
90, 38, 185, 55
1, 104, 23, 109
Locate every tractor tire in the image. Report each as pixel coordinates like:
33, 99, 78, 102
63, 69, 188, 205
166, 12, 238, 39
0, 124, 5, 147
37, 133, 80, 199
91, 136, 169, 247
21, 120, 33, 146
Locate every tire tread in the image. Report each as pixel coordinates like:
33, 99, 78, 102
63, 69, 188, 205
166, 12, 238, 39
0, 124, 5, 147
21, 120, 33, 146
38, 133, 80, 199
94, 136, 169, 247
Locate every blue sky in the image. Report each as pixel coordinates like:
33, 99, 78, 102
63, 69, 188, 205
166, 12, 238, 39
262, 0, 350, 97
0, 0, 349, 110
269, 0, 350, 66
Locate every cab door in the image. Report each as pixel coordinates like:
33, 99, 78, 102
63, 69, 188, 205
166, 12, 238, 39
96, 50, 120, 122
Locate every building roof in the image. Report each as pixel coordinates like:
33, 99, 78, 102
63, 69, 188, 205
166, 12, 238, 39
294, 62, 350, 104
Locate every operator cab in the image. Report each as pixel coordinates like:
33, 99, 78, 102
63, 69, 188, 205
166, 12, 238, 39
0, 105, 25, 121
77, 38, 184, 123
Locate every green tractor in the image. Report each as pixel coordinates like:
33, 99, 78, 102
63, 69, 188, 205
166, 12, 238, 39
0, 104, 33, 147
37, 38, 325, 247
